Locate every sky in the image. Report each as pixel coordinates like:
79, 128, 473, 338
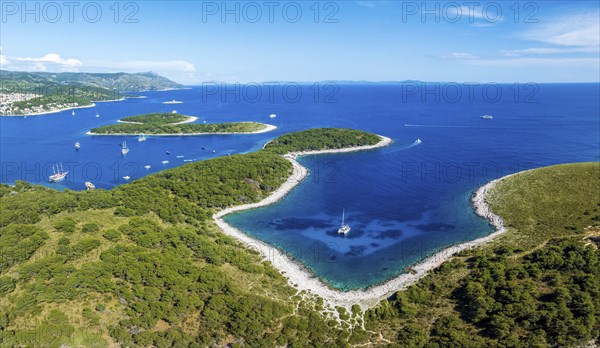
0, 0, 598, 84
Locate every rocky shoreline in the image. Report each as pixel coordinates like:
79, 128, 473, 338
212, 140, 521, 312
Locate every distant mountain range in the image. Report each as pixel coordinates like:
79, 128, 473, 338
0, 70, 184, 92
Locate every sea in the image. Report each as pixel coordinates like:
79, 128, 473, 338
1, 83, 598, 290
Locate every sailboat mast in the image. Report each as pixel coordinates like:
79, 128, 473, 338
341, 209, 345, 226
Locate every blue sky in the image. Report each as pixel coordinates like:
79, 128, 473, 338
1, 1, 598, 84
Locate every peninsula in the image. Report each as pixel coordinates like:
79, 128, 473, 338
87, 112, 276, 135
0, 126, 597, 347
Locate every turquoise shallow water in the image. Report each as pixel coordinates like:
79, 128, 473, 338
1, 84, 599, 290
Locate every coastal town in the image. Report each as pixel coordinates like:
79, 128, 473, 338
0, 92, 87, 116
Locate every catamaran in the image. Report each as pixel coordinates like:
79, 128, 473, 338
338, 209, 351, 235
163, 99, 183, 104
121, 141, 129, 155
49, 163, 68, 182
74, 141, 80, 150
137, 134, 147, 142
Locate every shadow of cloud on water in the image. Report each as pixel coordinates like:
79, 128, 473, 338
412, 222, 455, 232
267, 217, 335, 231
370, 229, 404, 240
345, 245, 368, 257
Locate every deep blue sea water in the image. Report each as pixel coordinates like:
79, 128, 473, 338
1, 84, 598, 290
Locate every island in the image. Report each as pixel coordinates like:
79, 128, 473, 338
0, 126, 597, 347
0, 70, 183, 116
88, 112, 276, 135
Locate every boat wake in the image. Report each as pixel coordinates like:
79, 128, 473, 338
404, 124, 485, 128
381, 138, 422, 155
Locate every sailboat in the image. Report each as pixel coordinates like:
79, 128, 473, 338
163, 99, 183, 104
96, 112, 100, 118
85, 182, 95, 190
137, 134, 147, 142
72, 110, 75, 116
74, 142, 80, 150
49, 163, 68, 182
338, 209, 351, 235
121, 141, 129, 155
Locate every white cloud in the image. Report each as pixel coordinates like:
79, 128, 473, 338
17, 53, 82, 67
520, 11, 600, 47
466, 57, 600, 67
0, 55, 9, 67
500, 46, 600, 57
1, 53, 198, 84
440, 52, 480, 60
355, 1, 376, 8
2, 53, 83, 72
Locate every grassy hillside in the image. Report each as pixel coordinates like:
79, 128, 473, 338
0, 128, 598, 347
365, 162, 600, 347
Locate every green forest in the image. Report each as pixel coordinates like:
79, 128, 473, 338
0, 127, 598, 347
263, 128, 382, 154
120, 113, 191, 124
89, 113, 268, 135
